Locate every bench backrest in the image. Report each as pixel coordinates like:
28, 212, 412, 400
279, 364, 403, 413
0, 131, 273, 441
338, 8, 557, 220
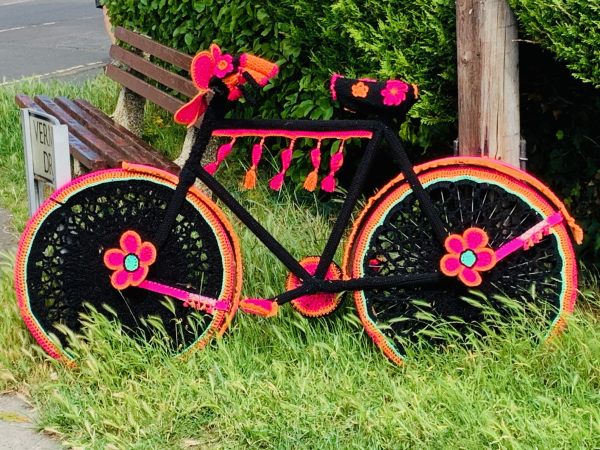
106, 27, 196, 116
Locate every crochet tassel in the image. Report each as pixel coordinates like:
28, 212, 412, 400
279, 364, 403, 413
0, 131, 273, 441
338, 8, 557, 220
303, 143, 322, 192
321, 141, 345, 193
269, 140, 295, 191
204, 138, 236, 175
269, 173, 285, 191
244, 167, 257, 189
243, 140, 264, 190
321, 174, 336, 193
303, 171, 318, 192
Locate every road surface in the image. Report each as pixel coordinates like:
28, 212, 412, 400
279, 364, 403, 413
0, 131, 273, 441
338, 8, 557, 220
0, 0, 111, 85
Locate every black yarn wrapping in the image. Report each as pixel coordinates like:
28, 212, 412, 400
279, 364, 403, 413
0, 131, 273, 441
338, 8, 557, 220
361, 178, 564, 354
25, 178, 225, 354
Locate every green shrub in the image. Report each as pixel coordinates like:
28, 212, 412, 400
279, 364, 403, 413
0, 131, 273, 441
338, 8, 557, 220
103, 0, 457, 146
509, 0, 600, 87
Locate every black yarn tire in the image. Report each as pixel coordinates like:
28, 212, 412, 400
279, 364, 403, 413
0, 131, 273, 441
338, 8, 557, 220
14, 168, 241, 362
345, 162, 577, 365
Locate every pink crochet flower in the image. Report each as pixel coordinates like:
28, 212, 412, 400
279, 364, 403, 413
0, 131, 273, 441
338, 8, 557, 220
103, 230, 157, 290
212, 45, 234, 78
440, 228, 497, 287
381, 80, 409, 106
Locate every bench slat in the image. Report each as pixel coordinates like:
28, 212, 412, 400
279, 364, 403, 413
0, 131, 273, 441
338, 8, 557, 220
109, 45, 197, 99
34, 95, 126, 167
54, 97, 156, 166
15, 94, 108, 170
73, 99, 180, 173
105, 64, 184, 115
114, 27, 192, 72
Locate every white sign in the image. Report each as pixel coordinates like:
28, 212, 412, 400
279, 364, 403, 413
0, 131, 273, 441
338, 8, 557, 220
21, 109, 70, 216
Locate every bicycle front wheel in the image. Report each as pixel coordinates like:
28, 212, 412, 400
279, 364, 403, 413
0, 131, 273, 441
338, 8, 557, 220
344, 158, 577, 365
15, 166, 242, 362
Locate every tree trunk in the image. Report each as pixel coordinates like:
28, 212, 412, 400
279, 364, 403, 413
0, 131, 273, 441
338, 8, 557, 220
456, 0, 521, 167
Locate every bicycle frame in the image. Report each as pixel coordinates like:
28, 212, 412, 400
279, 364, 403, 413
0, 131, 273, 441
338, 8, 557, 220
156, 87, 449, 306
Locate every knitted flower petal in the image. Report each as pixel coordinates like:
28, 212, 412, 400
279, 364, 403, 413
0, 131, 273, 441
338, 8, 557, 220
473, 248, 496, 271
464, 227, 488, 250
129, 266, 149, 286
190, 51, 214, 90
120, 231, 141, 254
111, 269, 132, 290
103, 248, 125, 270
459, 267, 482, 287
440, 254, 461, 276
444, 234, 465, 254
138, 242, 157, 266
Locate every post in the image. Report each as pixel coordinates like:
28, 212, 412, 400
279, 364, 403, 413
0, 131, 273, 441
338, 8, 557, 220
456, 0, 521, 166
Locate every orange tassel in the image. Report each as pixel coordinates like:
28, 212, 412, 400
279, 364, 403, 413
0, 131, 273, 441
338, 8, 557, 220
244, 167, 257, 189
303, 170, 318, 192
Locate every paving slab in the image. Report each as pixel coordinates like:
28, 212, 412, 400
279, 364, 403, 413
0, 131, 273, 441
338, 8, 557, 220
0, 208, 18, 254
0, 395, 60, 449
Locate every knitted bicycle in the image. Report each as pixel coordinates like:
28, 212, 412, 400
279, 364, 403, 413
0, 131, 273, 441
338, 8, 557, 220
14, 45, 582, 365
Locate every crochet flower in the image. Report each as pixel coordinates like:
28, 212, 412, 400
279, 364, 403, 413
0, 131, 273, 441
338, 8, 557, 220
351, 81, 369, 98
381, 80, 409, 106
440, 228, 496, 287
103, 230, 157, 290
212, 45, 234, 78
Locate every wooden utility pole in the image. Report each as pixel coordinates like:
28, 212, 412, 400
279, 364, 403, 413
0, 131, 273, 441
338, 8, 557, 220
456, 0, 521, 167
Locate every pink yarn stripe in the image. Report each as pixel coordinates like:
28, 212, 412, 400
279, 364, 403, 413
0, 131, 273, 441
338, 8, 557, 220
212, 129, 373, 140
138, 280, 229, 313
495, 212, 564, 261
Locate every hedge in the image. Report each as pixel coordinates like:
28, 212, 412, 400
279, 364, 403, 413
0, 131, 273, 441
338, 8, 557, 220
103, 0, 457, 145
509, 0, 600, 87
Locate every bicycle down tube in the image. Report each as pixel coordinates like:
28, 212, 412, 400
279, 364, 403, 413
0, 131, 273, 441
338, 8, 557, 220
184, 118, 449, 305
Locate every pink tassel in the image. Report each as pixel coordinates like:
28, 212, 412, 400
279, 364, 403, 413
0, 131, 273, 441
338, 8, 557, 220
269, 173, 285, 191
269, 140, 295, 191
204, 162, 218, 175
251, 140, 264, 167
321, 174, 336, 193
320, 141, 345, 193
203, 138, 236, 174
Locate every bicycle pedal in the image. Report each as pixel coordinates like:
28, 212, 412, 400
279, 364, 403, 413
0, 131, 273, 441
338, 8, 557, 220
239, 298, 279, 318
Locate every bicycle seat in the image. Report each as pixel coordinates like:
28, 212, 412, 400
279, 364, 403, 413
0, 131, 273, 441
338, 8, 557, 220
330, 74, 419, 120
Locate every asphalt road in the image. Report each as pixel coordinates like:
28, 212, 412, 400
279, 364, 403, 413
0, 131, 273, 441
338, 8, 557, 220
0, 0, 111, 85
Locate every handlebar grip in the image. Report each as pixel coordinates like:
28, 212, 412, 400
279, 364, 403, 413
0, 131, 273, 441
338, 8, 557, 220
239, 53, 279, 86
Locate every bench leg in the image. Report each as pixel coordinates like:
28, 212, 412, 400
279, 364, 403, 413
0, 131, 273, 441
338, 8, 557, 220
175, 127, 218, 198
112, 87, 146, 137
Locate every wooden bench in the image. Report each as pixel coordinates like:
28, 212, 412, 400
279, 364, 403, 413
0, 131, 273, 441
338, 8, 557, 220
15, 26, 205, 176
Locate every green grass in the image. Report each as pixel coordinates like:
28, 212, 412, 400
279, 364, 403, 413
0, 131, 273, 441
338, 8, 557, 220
1, 77, 600, 448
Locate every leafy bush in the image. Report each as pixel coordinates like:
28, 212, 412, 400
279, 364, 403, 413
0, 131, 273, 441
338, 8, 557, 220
103, 0, 457, 146
509, 0, 600, 87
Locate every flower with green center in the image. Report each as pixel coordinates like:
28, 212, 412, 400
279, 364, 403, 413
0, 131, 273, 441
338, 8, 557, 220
103, 230, 157, 290
440, 228, 497, 287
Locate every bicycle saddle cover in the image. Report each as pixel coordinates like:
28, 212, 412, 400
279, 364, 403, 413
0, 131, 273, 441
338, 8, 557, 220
330, 74, 419, 120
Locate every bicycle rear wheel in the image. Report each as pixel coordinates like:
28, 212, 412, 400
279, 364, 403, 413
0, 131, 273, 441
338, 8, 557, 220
15, 166, 242, 362
345, 158, 577, 365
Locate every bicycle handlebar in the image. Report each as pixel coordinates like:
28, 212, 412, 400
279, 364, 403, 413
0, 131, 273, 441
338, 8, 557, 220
174, 44, 278, 127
